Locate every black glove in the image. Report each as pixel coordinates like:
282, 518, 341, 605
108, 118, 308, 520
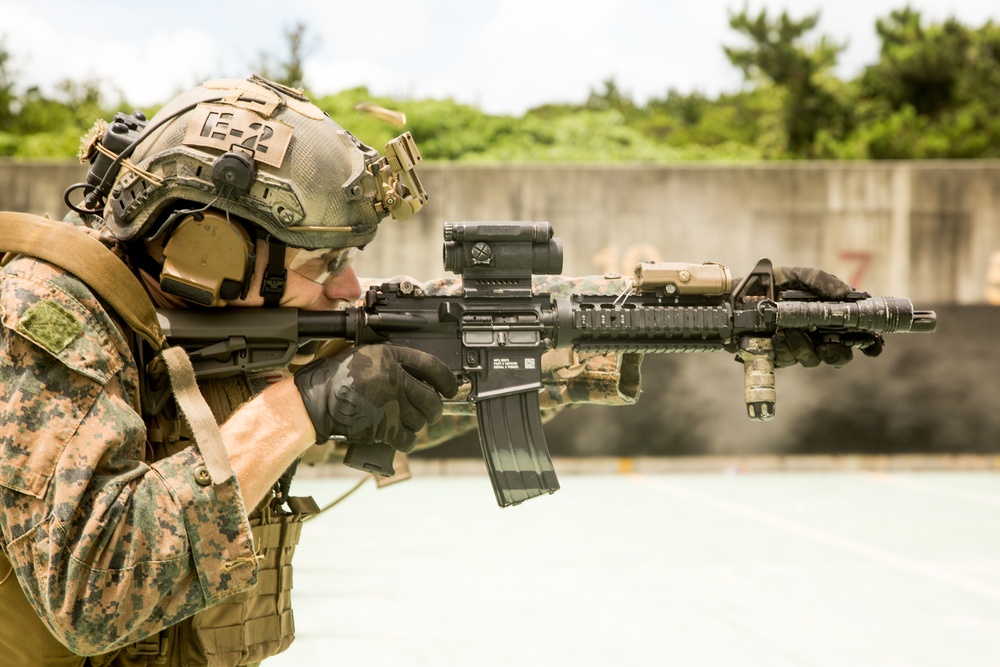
772, 329, 854, 368
773, 265, 852, 300
771, 265, 879, 369
293, 344, 459, 453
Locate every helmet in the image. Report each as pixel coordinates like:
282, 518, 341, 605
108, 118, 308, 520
97, 75, 427, 250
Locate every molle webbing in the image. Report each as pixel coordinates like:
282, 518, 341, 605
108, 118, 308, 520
188, 503, 317, 665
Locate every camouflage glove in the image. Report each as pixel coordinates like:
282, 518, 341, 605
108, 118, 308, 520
771, 266, 881, 369
293, 344, 458, 453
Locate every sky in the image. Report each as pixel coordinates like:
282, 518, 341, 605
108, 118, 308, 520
1, 0, 998, 116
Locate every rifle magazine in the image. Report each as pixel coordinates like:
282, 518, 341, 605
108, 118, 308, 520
476, 392, 560, 507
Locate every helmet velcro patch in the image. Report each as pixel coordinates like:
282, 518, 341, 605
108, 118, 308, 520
183, 104, 293, 168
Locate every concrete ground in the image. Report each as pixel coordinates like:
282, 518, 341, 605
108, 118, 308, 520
268, 465, 1000, 667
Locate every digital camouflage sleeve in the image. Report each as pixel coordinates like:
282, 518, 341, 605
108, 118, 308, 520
0, 230, 258, 655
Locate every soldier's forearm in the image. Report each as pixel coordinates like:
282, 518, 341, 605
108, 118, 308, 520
220, 377, 317, 507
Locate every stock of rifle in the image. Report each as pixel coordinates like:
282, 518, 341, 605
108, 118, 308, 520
153, 221, 937, 508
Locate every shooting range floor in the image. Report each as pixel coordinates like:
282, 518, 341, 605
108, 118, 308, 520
270, 463, 1000, 667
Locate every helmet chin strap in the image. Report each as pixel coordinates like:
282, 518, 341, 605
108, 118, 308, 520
260, 237, 287, 307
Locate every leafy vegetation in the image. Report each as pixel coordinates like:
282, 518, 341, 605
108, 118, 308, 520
1, 6, 999, 161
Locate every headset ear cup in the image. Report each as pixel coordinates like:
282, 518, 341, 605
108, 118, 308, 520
160, 211, 255, 306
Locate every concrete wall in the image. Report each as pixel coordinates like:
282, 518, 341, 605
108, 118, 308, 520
0, 160, 85, 220
366, 161, 1000, 305
3, 159, 998, 455
5, 159, 999, 304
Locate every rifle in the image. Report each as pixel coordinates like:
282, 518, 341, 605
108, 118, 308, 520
151, 221, 937, 507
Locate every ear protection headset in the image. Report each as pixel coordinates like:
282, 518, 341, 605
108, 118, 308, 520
157, 149, 260, 306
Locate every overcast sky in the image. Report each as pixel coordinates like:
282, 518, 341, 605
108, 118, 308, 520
1, 0, 997, 115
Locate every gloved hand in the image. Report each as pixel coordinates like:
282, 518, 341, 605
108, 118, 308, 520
771, 266, 883, 368
773, 266, 852, 300
293, 344, 459, 453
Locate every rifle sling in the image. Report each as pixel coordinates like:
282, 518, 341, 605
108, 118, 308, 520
161, 346, 235, 485
0, 211, 236, 486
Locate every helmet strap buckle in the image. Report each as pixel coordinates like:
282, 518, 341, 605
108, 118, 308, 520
260, 237, 287, 307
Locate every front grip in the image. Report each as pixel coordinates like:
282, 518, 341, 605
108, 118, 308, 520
476, 392, 560, 507
739, 335, 776, 421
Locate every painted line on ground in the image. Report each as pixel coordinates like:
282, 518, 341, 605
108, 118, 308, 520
631, 474, 1000, 602
862, 471, 1000, 507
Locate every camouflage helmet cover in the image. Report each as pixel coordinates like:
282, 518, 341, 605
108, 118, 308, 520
104, 76, 417, 249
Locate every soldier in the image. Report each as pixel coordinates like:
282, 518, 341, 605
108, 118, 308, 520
0, 75, 856, 666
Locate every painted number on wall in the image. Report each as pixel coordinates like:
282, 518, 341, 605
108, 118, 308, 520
837, 251, 873, 288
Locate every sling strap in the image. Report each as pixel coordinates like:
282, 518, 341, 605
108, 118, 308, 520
160, 346, 234, 484
0, 211, 235, 485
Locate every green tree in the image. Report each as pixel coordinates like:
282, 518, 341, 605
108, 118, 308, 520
842, 8, 1000, 158
0, 38, 16, 131
586, 78, 635, 115
0, 69, 128, 158
641, 88, 771, 157
861, 8, 969, 117
256, 22, 312, 90
724, 7, 848, 156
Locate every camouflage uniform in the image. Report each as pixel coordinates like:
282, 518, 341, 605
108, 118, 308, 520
0, 222, 643, 663
0, 221, 258, 662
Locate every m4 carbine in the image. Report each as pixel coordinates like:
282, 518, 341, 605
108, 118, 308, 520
154, 222, 937, 507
